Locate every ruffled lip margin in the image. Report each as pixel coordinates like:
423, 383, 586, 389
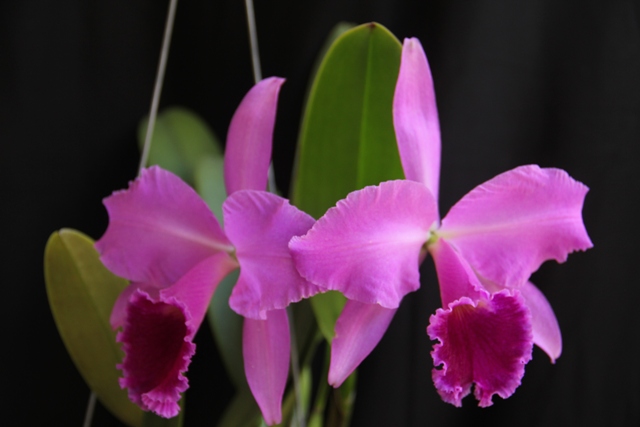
427, 291, 533, 407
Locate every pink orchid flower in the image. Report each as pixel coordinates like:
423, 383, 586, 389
96, 77, 317, 423
290, 38, 592, 406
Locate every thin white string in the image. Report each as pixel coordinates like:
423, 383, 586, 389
138, 0, 179, 175
244, 0, 262, 83
84, 0, 178, 423
82, 392, 97, 427
243, 0, 277, 194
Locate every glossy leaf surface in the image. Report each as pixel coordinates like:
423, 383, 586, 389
292, 22, 404, 342
292, 22, 404, 218
44, 229, 142, 427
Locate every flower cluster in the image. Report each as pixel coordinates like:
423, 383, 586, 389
96, 38, 591, 423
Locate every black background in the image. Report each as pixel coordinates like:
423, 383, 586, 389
2, 1, 639, 426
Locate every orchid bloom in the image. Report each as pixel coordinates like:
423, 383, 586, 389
95, 77, 317, 423
290, 38, 592, 405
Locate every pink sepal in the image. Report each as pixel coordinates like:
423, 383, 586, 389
521, 281, 562, 362
393, 37, 441, 200
224, 77, 285, 195
243, 309, 290, 425
224, 190, 318, 319
328, 300, 397, 387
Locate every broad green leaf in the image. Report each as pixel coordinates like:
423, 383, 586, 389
194, 155, 226, 225
291, 22, 404, 218
309, 292, 345, 341
139, 107, 222, 183
291, 22, 404, 342
207, 270, 246, 389
44, 229, 143, 427
303, 22, 356, 108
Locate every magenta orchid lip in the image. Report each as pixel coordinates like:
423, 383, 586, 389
289, 37, 592, 404
91, 35, 592, 423
96, 78, 317, 423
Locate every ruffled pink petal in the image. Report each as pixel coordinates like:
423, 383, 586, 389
111, 283, 147, 330
328, 300, 397, 387
290, 180, 437, 308
223, 190, 318, 319
427, 291, 533, 407
117, 289, 195, 418
243, 308, 290, 425
117, 254, 233, 418
439, 165, 593, 288
224, 77, 285, 195
520, 281, 562, 362
393, 38, 441, 201
96, 166, 233, 287
428, 237, 485, 307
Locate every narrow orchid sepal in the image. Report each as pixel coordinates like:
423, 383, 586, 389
290, 180, 437, 308
243, 308, 290, 426
393, 38, 441, 200
520, 281, 562, 362
223, 190, 318, 319
427, 291, 533, 407
96, 166, 233, 287
224, 77, 285, 195
439, 165, 593, 288
328, 300, 397, 387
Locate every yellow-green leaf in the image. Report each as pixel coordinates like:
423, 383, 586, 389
44, 229, 142, 427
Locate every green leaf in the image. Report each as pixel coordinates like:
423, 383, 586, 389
303, 22, 357, 108
291, 22, 404, 219
207, 270, 246, 390
291, 22, 404, 342
139, 107, 222, 184
309, 292, 346, 342
194, 155, 227, 225
44, 229, 143, 427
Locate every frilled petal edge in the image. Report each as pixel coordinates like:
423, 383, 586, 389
117, 289, 195, 418
224, 190, 318, 319
116, 254, 234, 418
427, 291, 533, 407
439, 165, 593, 289
290, 180, 437, 308
328, 300, 397, 387
243, 309, 290, 425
